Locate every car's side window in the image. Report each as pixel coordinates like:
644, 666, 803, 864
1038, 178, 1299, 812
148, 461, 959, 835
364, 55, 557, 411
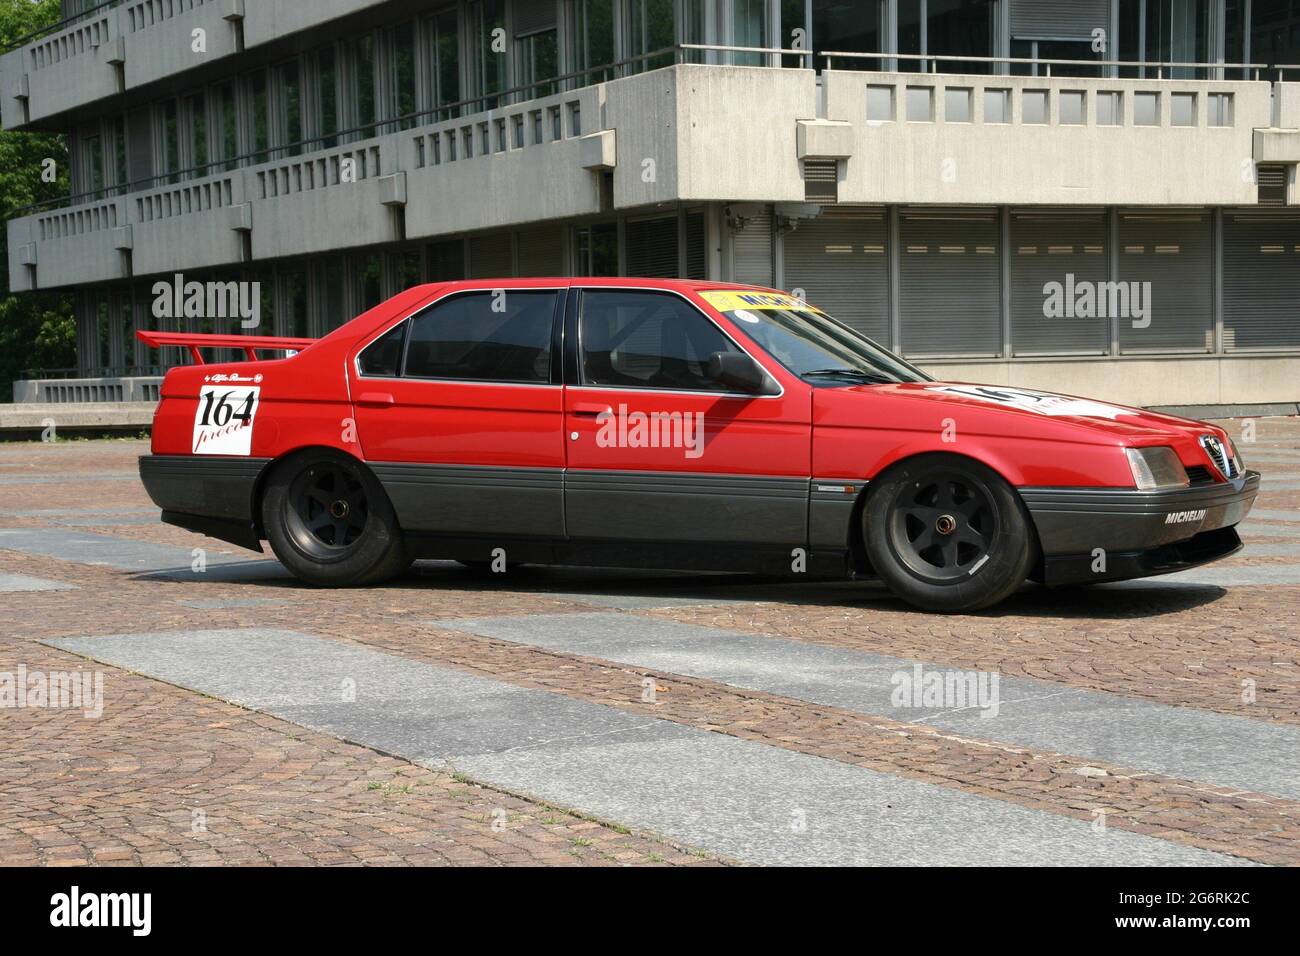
358, 320, 407, 377
403, 290, 558, 383
579, 290, 741, 392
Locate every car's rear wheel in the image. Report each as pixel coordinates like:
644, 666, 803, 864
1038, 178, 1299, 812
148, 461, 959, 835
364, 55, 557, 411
263, 450, 410, 587
863, 454, 1036, 612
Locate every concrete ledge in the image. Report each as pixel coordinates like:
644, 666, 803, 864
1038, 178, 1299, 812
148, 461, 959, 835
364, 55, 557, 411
796, 119, 855, 159
1253, 128, 1300, 164
0, 402, 156, 437
578, 130, 617, 170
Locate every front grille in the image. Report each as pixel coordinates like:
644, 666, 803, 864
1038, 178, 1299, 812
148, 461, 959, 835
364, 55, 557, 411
1186, 465, 1216, 485
1199, 435, 1239, 480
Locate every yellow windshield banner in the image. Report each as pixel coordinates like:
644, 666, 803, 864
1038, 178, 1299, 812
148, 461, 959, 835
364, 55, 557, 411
699, 290, 822, 313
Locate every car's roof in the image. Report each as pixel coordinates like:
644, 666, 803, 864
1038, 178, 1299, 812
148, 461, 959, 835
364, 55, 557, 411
401, 277, 784, 295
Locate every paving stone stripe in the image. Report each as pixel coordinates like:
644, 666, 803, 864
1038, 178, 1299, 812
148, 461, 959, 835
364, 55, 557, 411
0, 527, 277, 575
1102, 563, 1300, 587
0, 572, 77, 593
1247, 509, 1300, 522
49, 515, 160, 527
1241, 542, 1300, 558
0, 507, 155, 518
1241, 522, 1300, 539
0, 472, 138, 486
41, 627, 1244, 866
432, 611, 1300, 800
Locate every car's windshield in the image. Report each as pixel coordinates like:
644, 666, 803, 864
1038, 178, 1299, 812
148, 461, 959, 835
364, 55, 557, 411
698, 291, 931, 386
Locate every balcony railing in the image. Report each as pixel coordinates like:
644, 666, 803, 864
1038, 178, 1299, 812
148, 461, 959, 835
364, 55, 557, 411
821, 50, 1276, 80
1, 0, 123, 54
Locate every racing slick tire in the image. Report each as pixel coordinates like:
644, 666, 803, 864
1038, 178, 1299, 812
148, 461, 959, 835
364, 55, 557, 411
863, 454, 1037, 613
263, 450, 410, 587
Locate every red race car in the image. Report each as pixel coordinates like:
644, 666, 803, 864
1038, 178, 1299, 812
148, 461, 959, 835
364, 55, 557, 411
138, 278, 1259, 612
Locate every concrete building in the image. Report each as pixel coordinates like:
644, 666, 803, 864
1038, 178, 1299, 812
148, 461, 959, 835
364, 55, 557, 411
4, 0, 1300, 411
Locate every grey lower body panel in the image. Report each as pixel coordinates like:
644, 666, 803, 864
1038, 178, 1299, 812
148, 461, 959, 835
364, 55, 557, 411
369, 462, 565, 538
564, 469, 810, 545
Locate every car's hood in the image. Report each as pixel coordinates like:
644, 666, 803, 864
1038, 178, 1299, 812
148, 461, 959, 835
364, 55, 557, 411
853, 382, 1223, 442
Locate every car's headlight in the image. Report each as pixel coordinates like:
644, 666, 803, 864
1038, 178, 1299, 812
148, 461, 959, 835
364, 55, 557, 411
1125, 446, 1190, 491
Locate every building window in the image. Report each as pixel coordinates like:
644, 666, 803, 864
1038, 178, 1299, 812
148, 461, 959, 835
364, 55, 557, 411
348, 34, 378, 140
944, 87, 972, 122
575, 223, 618, 276
569, 101, 582, 136
1059, 90, 1085, 125
356, 254, 383, 312
812, 0, 885, 70
1208, 92, 1233, 127
925, 0, 995, 73
549, 105, 562, 140
512, 114, 525, 148
627, 0, 676, 72
472, 0, 508, 109
1096, 90, 1122, 126
983, 88, 1009, 123
389, 26, 418, 130
315, 47, 339, 149
867, 85, 894, 122
1022, 90, 1048, 124
572, 0, 615, 84
495, 118, 507, 152
159, 99, 180, 183
730, 0, 768, 66
425, 9, 461, 121
1134, 91, 1160, 125
905, 86, 933, 121
1171, 91, 1197, 126
531, 110, 543, 144
274, 60, 302, 156
81, 129, 105, 197
184, 92, 208, 176
516, 25, 559, 98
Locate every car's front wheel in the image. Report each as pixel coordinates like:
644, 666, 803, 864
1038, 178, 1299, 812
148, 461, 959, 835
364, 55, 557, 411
262, 450, 410, 587
863, 454, 1037, 612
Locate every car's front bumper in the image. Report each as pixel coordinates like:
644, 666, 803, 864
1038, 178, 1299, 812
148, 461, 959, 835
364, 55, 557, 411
1020, 471, 1260, 585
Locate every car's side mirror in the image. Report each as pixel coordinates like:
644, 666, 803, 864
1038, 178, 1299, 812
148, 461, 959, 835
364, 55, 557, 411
707, 351, 770, 394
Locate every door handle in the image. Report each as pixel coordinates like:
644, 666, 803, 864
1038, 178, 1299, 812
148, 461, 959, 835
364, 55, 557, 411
571, 402, 613, 417
356, 391, 395, 407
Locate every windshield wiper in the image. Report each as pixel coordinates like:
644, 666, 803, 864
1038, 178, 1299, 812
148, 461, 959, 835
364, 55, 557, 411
800, 368, 892, 384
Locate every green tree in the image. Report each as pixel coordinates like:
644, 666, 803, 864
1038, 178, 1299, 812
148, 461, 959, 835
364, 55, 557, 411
0, 0, 75, 403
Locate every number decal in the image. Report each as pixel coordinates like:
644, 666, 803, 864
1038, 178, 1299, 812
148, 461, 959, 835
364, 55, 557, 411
192, 386, 260, 455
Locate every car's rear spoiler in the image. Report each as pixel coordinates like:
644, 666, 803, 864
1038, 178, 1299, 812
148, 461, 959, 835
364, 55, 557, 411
136, 331, 317, 364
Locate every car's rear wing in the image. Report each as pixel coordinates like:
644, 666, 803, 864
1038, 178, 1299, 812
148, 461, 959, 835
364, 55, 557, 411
136, 330, 317, 364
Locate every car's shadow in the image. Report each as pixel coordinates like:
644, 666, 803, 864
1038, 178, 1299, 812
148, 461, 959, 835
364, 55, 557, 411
394, 561, 1228, 619
138, 557, 1227, 619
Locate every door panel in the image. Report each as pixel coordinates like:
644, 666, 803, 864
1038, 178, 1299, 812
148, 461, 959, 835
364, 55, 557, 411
350, 288, 565, 537
563, 288, 811, 546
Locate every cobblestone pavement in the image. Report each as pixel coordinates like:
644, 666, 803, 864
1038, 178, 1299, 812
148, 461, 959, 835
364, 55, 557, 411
1, 419, 1298, 866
